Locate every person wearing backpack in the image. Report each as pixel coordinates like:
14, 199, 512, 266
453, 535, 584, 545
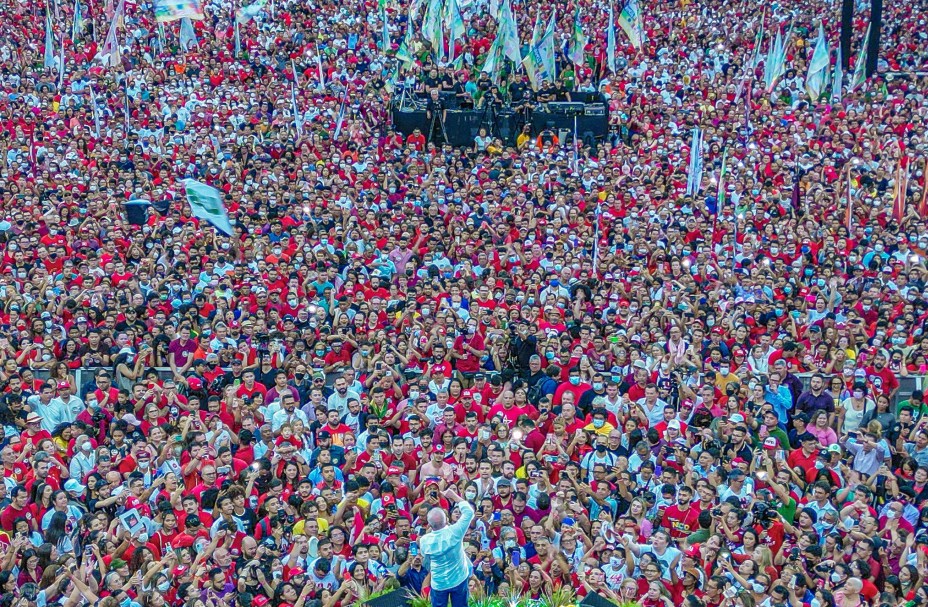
527, 365, 560, 406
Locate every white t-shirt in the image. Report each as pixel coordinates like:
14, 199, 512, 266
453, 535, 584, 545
636, 544, 681, 581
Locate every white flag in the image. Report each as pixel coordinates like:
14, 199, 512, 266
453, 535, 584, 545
831, 45, 843, 103
236, 0, 267, 24
183, 179, 233, 235
803, 23, 830, 101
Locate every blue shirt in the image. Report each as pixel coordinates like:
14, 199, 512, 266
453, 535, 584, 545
419, 502, 475, 591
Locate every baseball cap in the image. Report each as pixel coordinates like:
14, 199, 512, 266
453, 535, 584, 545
386, 466, 402, 476
253, 597, 270, 607
763, 437, 779, 450
729, 413, 745, 424
185, 514, 202, 527
64, 479, 86, 494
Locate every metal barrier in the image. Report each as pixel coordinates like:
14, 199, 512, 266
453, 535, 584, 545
34, 367, 928, 406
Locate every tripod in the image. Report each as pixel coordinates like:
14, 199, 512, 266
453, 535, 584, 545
427, 105, 448, 145
477, 99, 498, 139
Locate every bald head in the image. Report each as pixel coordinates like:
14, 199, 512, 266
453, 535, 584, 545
427, 507, 447, 531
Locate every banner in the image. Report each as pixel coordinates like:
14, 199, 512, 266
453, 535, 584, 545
154, 0, 204, 22
183, 179, 233, 236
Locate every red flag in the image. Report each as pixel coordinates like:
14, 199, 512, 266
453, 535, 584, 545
892, 160, 906, 224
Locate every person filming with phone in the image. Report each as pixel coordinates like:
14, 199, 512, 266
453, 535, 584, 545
419, 487, 475, 607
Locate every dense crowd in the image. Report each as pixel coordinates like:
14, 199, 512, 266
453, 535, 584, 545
0, 0, 927, 606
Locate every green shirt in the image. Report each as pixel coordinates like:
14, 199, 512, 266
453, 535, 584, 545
897, 399, 928, 418
777, 497, 797, 524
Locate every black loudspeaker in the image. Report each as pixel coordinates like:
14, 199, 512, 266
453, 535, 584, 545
866, 0, 881, 77
580, 592, 619, 607
496, 110, 518, 146
365, 589, 411, 607
840, 0, 853, 70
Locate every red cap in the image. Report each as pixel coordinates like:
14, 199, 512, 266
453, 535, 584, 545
461, 389, 474, 399
433, 445, 445, 453
382, 494, 396, 506
253, 596, 270, 607
172, 535, 194, 548
386, 466, 402, 476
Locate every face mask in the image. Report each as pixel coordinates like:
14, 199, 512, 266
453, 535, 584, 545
593, 419, 605, 429
569, 377, 580, 386
504, 539, 516, 549
830, 573, 842, 584
720, 368, 729, 377
593, 382, 604, 391
752, 583, 765, 594
610, 556, 623, 568
595, 443, 607, 452
546, 352, 555, 360
815, 461, 825, 469
464, 490, 477, 500
81, 441, 92, 452
853, 390, 864, 399
157, 581, 170, 592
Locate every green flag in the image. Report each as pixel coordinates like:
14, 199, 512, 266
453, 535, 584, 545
849, 24, 869, 92
617, 0, 643, 49
499, 0, 521, 63
567, 8, 587, 67
184, 179, 233, 235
